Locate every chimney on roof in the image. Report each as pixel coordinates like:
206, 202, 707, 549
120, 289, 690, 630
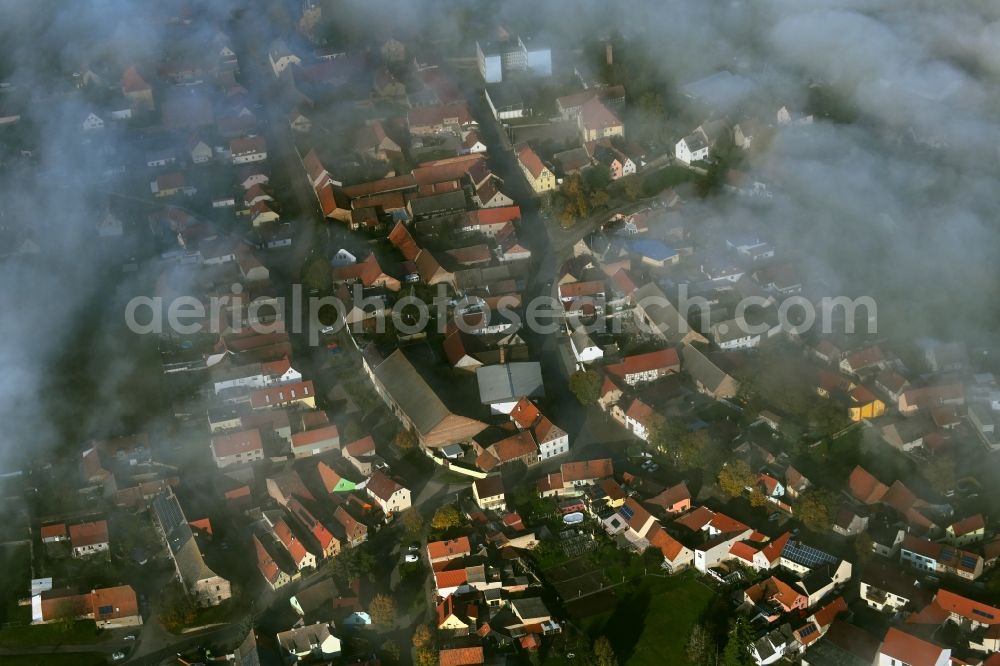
606, 43, 614, 66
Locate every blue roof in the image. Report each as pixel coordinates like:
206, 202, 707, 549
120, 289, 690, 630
628, 239, 677, 262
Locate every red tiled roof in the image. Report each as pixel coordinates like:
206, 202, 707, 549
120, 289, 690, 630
848, 465, 888, 504
249, 381, 314, 409
560, 458, 613, 483
673, 506, 715, 532
427, 537, 471, 561
558, 279, 605, 300
439, 645, 484, 666
933, 589, 1000, 625
510, 397, 541, 429
709, 512, 749, 534
291, 424, 340, 449
625, 398, 654, 423
231, 135, 266, 156
490, 431, 537, 463
69, 520, 108, 548
342, 174, 416, 199
91, 585, 139, 621
647, 523, 686, 560
843, 345, 884, 371
211, 428, 263, 458
272, 518, 308, 564
407, 102, 473, 129
578, 97, 622, 131
610, 268, 637, 297
646, 482, 691, 510
812, 596, 848, 629
608, 348, 679, 379
388, 222, 420, 261
40, 524, 67, 540
254, 534, 281, 583
950, 514, 985, 537
878, 627, 947, 666
434, 568, 469, 590
121, 65, 150, 93
516, 143, 547, 179
366, 469, 404, 503
729, 541, 759, 563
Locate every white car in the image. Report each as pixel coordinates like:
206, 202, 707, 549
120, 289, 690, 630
112, 652, 126, 661
320, 325, 336, 335
404, 553, 419, 563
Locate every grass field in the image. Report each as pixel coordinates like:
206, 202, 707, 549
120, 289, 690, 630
0, 620, 105, 648
583, 573, 715, 665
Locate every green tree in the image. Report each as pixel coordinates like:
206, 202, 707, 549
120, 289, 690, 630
624, 177, 643, 201
369, 593, 396, 626
380, 639, 401, 664
798, 489, 837, 531
593, 636, 619, 666
686, 624, 711, 665
302, 256, 331, 293
568, 369, 601, 405
327, 547, 376, 583
721, 616, 755, 666
431, 505, 462, 531
853, 533, 874, 565
718, 460, 755, 498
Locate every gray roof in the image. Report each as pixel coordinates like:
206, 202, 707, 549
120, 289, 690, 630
680, 343, 732, 394
408, 190, 468, 217
372, 349, 452, 436
510, 596, 551, 622
152, 492, 226, 587
633, 283, 704, 345
476, 362, 544, 404
486, 82, 524, 111
277, 622, 334, 654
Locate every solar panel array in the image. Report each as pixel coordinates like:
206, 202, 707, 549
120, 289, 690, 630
799, 624, 818, 638
941, 547, 956, 560
619, 505, 634, 521
973, 608, 995, 619
781, 541, 838, 568
960, 555, 979, 568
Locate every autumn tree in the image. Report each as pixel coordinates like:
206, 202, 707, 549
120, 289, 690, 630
402, 508, 424, 538
593, 636, 619, 666
798, 489, 837, 531
302, 255, 331, 294
431, 505, 462, 531
327, 547, 376, 584
380, 639, 401, 664
853, 533, 874, 565
156, 582, 197, 633
568, 369, 601, 405
718, 460, 755, 498
369, 593, 396, 626
750, 489, 768, 508
394, 427, 418, 450
413, 625, 437, 666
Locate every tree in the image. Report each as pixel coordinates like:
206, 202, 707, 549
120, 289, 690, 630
431, 505, 462, 531
369, 593, 396, 626
686, 624, 711, 665
721, 616, 755, 666
402, 508, 423, 538
380, 639, 401, 664
568, 369, 601, 405
624, 176, 644, 202
798, 489, 837, 531
156, 582, 197, 633
718, 460, 754, 498
327, 547, 376, 583
750, 489, 768, 508
394, 427, 418, 450
593, 636, 618, 666
413, 625, 437, 666
853, 532, 874, 565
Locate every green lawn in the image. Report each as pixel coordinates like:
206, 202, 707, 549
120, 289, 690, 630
0, 620, 105, 648
588, 573, 715, 666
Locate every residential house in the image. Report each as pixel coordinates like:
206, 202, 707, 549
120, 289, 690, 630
427, 537, 472, 566
343, 436, 378, 476
605, 348, 680, 385
876, 627, 950, 666
515, 143, 556, 193
645, 482, 692, 515
249, 381, 316, 410
32, 585, 142, 628
680, 343, 739, 399
276, 622, 341, 661
509, 397, 569, 460
898, 384, 965, 415
475, 430, 539, 472
476, 362, 544, 414
900, 534, 983, 580
366, 470, 412, 516
473, 475, 507, 511
860, 565, 921, 612
69, 520, 110, 558
254, 534, 291, 590
632, 283, 708, 346
333, 506, 368, 547
269, 515, 316, 571
121, 65, 153, 111
577, 97, 623, 142
210, 429, 264, 468
268, 41, 301, 77
946, 514, 986, 546
230, 135, 267, 164
291, 425, 341, 458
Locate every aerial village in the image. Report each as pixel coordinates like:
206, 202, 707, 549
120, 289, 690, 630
0, 1, 999, 666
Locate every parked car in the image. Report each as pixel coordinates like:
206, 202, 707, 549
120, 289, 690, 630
124, 634, 136, 641
404, 553, 419, 563
112, 652, 126, 661
408, 543, 420, 552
